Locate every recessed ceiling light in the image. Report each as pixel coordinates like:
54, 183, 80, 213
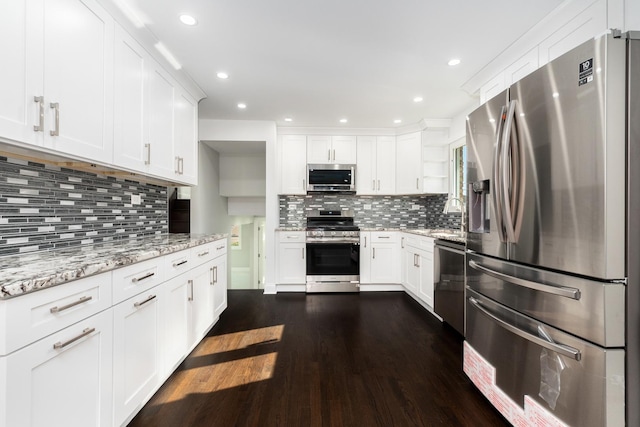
179, 14, 197, 26
216, 72, 229, 79
237, 103, 247, 109
339, 118, 348, 123
413, 96, 423, 103
394, 119, 402, 124
284, 117, 293, 122
448, 58, 461, 66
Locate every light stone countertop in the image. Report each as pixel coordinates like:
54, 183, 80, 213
277, 227, 466, 244
0, 233, 227, 299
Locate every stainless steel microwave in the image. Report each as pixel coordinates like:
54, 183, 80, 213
307, 164, 356, 194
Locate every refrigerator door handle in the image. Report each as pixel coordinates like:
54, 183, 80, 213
501, 100, 518, 243
468, 296, 582, 361
469, 260, 581, 300
493, 105, 508, 242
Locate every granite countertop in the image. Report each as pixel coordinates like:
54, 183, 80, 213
0, 233, 228, 299
277, 226, 466, 244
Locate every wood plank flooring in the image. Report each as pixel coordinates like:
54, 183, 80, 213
129, 291, 509, 427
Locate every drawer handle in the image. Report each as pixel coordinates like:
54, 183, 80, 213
216, 245, 225, 250
378, 236, 390, 239
132, 272, 155, 283
173, 260, 188, 268
53, 327, 96, 350
134, 294, 157, 308
198, 251, 210, 257
50, 296, 92, 313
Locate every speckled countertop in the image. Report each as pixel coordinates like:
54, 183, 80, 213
277, 227, 466, 244
0, 233, 227, 299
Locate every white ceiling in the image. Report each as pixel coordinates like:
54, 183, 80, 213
121, 0, 563, 129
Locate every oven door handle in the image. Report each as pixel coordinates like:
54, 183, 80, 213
306, 238, 360, 244
468, 296, 581, 361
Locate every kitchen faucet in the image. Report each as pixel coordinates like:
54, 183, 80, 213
443, 196, 465, 232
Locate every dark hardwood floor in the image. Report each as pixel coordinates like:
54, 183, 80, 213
129, 291, 509, 427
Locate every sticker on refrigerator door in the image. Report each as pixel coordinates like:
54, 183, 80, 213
578, 58, 594, 86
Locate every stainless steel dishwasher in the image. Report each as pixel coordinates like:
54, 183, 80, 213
434, 239, 465, 335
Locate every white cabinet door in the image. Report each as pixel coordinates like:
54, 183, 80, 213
161, 273, 190, 375
277, 232, 306, 284
359, 232, 372, 283
190, 261, 215, 345
375, 136, 396, 194
3, 309, 113, 427
0, 0, 42, 147
404, 250, 420, 293
331, 136, 357, 163
396, 132, 423, 194
370, 243, 400, 284
356, 136, 376, 195
280, 135, 307, 194
113, 290, 160, 426
147, 64, 176, 179
43, 0, 114, 162
113, 25, 148, 173
173, 89, 198, 185
213, 255, 228, 319
306, 135, 332, 163
417, 251, 434, 307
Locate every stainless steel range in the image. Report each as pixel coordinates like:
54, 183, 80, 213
305, 210, 360, 293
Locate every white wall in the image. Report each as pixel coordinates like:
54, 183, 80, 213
191, 143, 232, 235
220, 155, 266, 197
199, 119, 278, 294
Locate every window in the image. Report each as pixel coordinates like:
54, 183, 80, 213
449, 138, 467, 209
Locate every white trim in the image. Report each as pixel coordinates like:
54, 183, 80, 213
448, 137, 467, 207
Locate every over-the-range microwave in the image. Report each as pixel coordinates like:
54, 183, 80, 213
307, 164, 356, 194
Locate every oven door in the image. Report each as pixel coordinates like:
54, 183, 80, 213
306, 241, 360, 292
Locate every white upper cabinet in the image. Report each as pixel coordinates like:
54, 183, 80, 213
396, 132, 423, 194
0, 0, 114, 162
147, 63, 176, 179
307, 135, 356, 164
356, 136, 395, 195
173, 89, 198, 185
280, 135, 307, 194
0, 0, 42, 147
113, 26, 148, 173
42, 0, 114, 162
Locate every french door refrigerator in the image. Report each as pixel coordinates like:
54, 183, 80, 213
464, 31, 640, 427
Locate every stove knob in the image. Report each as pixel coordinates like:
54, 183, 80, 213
331, 231, 336, 236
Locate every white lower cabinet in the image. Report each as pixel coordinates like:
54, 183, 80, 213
1, 309, 113, 427
113, 289, 161, 427
276, 231, 306, 284
190, 261, 216, 346
401, 233, 435, 308
360, 232, 400, 284
213, 254, 228, 318
161, 273, 191, 376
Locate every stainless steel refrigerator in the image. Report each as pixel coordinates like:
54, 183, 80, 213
464, 31, 640, 427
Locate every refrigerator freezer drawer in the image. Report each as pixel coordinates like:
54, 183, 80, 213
466, 252, 625, 347
466, 289, 625, 427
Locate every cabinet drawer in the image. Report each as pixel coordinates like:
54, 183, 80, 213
0, 273, 112, 356
402, 233, 434, 252
191, 239, 227, 268
278, 231, 305, 243
164, 249, 192, 281
370, 231, 399, 243
112, 257, 164, 304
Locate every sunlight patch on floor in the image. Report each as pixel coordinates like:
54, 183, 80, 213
192, 324, 285, 356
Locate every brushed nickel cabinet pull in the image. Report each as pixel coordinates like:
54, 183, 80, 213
53, 327, 95, 350
216, 245, 225, 250
50, 296, 93, 313
144, 143, 151, 165
328, 149, 331, 161
198, 251, 210, 257
132, 272, 155, 283
373, 248, 376, 259
213, 266, 218, 284
188, 279, 194, 301
301, 248, 305, 259
175, 156, 180, 174
173, 260, 188, 267
179, 157, 184, 174
210, 267, 214, 285
416, 177, 419, 190
49, 102, 60, 136
34, 96, 44, 131
134, 294, 156, 308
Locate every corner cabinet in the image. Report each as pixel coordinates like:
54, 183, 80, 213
0, 0, 114, 162
356, 136, 396, 195
401, 233, 435, 308
396, 132, 423, 194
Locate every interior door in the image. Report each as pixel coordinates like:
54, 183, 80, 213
465, 89, 509, 259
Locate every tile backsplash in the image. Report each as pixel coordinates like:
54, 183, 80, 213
279, 193, 462, 229
0, 156, 168, 256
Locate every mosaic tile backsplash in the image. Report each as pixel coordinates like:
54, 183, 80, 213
0, 156, 168, 256
279, 193, 462, 229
